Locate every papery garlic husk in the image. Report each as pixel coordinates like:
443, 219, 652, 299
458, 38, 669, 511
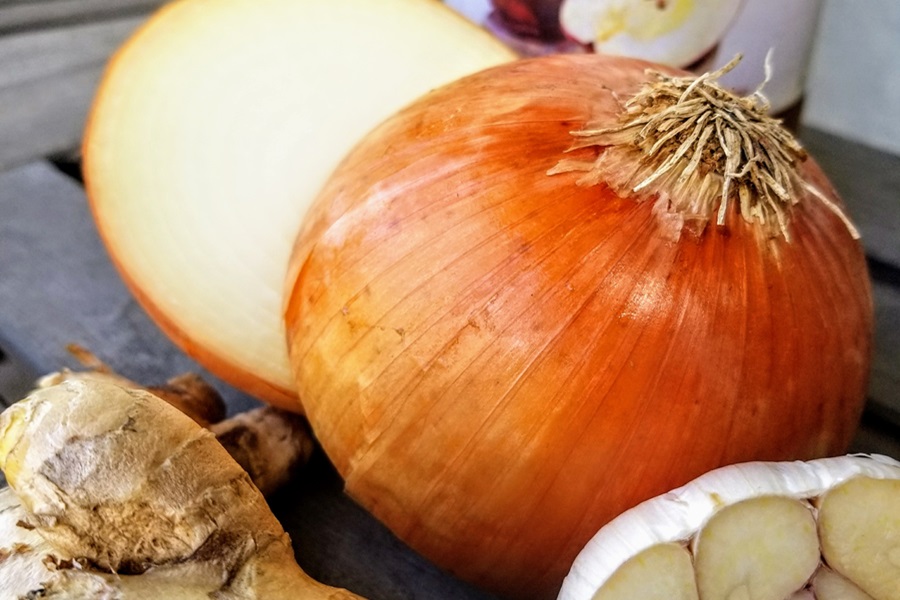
559, 454, 900, 600
285, 53, 872, 599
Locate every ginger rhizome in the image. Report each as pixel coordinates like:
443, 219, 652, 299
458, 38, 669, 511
37, 345, 315, 496
0, 379, 361, 599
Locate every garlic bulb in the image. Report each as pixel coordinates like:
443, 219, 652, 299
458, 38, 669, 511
559, 455, 900, 600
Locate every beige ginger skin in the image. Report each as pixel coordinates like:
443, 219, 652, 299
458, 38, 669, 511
0, 379, 361, 599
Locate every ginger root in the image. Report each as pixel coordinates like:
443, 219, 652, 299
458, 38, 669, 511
0, 379, 362, 599
36, 344, 315, 496
209, 406, 314, 497
37, 343, 228, 428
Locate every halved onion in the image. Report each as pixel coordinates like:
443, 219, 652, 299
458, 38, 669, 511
559, 455, 900, 600
82, 0, 516, 409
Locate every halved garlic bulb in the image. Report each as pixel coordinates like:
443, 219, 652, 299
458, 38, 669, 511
559, 0, 741, 67
559, 455, 900, 600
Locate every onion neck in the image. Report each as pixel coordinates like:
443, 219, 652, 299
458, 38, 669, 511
550, 55, 859, 241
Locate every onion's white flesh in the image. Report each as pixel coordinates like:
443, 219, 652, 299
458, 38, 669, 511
558, 455, 900, 600
559, 0, 741, 67
82, 0, 515, 409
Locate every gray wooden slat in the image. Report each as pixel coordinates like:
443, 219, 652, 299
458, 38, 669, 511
870, 279, 900, 425
800, 126, 900, 268
799, 127, 900, 429
0, 161, 261, 415
0, 17, 145, 170
850, 422, 900, 459
0, 16, 143, 88
0, 0, 164, 34
0, 68, 102, 168
0, 348, 34, 403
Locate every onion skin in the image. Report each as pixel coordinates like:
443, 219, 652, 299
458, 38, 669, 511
285, 54, 872, 599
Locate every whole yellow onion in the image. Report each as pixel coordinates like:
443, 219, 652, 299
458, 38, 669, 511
285, 54, 872, 599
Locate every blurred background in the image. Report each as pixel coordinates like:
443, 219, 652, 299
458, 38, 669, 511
803, 0, 900, 156
442, 0, 900, 155
0, 1, 896, 169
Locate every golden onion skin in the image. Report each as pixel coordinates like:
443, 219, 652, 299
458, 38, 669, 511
284, 54, 872, 599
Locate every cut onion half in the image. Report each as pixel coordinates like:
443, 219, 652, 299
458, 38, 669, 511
82, 0, 515, 409
559, 454, 900, 600
559, 0, 741, 68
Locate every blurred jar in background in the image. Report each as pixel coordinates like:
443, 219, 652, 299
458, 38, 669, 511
444, 0, 822, 127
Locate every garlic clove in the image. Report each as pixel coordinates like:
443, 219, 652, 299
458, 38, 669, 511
817, 477, 900, 600
558, 455, 900, 600
559, 0, 741, 68
591, 542, 698, 600
813, 566, 876, 600
692, 496, 820, 600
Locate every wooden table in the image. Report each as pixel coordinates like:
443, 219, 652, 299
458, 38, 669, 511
1, 3, 898, 599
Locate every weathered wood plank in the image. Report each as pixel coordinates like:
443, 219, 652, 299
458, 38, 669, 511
0, 0, 164, 34
870, 278, 900, 425
0, 161, 261, 414
0, 17, 145, 170
0, 345, 34, 406
0, 68, 102, 168
0, 16, 142, 88
800, 126, 900, 268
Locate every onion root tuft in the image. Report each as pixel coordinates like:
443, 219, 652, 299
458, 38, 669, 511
550, 55, 860, 240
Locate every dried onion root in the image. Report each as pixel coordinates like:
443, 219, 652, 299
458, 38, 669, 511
550, 54, 859, 240
559, 455, 900, 600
